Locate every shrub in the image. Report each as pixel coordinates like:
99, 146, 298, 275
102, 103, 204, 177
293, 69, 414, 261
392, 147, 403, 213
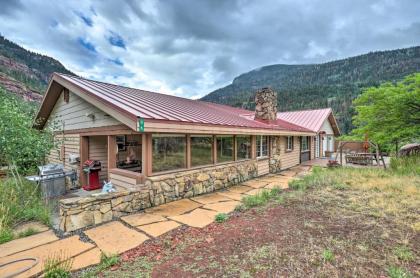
215, 213, 229, 223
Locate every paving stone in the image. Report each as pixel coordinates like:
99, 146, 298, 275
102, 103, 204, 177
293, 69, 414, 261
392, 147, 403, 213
0, 230, 59, 258
85, 221, 149, 254
244, 188, 268, 196
216, 191, 244, 201
265, 182, 288, 189
71, 247, 102, 271
279, 170, 297, 177
241, 180, 269, 188
203, 201, 240, 214
137, 220, 181, 237
191, 193, 232, 204
0, 235, 94, 278
257, 175, 291, 183
227, 185, 252, 194
145, 199, 202, 217
169, 209, 218, 228
121, 213, 167, 227
12, 221, 49, 237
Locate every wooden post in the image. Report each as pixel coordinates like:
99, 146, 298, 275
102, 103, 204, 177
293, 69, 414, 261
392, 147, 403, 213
251, 135, 257, 159
107, 135, 117, 180
142, 133, 152, 176
79, 136, 89, 186
213, 135, 217, 164
233, 135, 237, 161
186, 135, 191, 168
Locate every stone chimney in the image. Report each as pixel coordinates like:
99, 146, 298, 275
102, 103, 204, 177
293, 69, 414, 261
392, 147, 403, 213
254, 87, 277, 121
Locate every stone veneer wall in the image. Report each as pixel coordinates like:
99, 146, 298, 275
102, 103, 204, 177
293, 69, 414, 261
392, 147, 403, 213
269, 136, 283, 173
254, 88, 277, 121
59, 159, 258, 232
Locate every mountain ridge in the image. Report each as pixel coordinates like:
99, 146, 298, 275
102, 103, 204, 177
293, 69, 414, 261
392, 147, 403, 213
202, 46, 420, 133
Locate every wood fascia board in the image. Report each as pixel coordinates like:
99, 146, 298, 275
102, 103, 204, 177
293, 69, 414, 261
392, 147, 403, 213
328, 112, 341, 136
143, 120, 315, 136
33, 79, 64, 129
55, 76, 137, 130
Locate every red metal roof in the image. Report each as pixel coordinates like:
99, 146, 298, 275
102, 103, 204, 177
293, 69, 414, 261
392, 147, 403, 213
277, 108, 332, 133
47, 73, 313, 133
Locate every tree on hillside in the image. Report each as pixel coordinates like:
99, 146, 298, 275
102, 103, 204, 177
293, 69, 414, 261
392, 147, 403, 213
350, 73, 420, 153
0, 88, 53, 173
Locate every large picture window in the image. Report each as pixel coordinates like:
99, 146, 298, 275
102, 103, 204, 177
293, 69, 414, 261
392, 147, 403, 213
152, 134, 186, 172
301, 136, 309, 151
286, 136, 294, 151
217, 136, 233, 163
236, 136, 251, 160
191, 135, 213, 167
256, 135, 268, 158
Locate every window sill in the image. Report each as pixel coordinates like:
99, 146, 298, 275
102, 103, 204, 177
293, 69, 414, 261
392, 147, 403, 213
151, 159, 254, 177
285, 149, 293, 153
257, 157, 269, 161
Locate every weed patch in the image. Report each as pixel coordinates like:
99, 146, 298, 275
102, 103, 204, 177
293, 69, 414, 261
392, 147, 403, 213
393, 246, 414, 262
81, 253, 120, 278
241, 188, 282, 209
215, 213, 229, 223
387, 266, 413, 278
0, 172, 51, 243
43, 251, 73, 278
322, 249, 335, 262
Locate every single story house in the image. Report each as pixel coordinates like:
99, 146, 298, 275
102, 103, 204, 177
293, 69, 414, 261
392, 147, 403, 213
34, 73, 340, 231
277, 108, 340, 158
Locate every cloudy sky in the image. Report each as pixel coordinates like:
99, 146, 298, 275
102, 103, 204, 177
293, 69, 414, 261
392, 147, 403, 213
1, 0, 419, 98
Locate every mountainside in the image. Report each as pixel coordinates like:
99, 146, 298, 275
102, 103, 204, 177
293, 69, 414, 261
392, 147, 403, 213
202, 46, 420, 133
0, 35, 73, 101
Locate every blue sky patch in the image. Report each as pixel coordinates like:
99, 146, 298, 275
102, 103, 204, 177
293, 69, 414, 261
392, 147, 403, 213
108, 32, 126, 49
78, 38, 96, 53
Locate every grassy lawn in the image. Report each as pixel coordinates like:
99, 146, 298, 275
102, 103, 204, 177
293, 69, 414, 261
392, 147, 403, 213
90, 157, 419, 277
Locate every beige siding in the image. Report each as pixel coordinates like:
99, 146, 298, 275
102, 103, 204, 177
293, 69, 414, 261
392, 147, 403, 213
109, 173, 137, 190
46, 133, 80, 187
279, 136, 300, 170
257, 159, 269, 176
88, 136, 108, 184
45, 90, 121, 131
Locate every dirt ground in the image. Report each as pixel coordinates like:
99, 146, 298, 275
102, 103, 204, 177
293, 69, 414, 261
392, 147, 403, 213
96, 185, 419, 277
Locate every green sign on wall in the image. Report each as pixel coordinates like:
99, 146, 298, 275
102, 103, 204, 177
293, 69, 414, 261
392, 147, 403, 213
138, 118, 145, 132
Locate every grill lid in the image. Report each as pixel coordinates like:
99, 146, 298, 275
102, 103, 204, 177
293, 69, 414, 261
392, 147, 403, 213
38, 164, 65, 176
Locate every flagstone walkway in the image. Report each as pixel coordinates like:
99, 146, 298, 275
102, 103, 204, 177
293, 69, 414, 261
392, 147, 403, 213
0, 166, 310, 277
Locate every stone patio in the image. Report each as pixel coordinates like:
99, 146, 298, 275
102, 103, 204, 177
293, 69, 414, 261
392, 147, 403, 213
0, 168, 308, 277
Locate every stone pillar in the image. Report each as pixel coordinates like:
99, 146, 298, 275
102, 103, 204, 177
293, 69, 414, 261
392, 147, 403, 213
254, 87, 277, 121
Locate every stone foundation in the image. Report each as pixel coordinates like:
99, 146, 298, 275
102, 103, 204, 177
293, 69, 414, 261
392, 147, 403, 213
59, 160, 258, 232
59, 187, 151, 232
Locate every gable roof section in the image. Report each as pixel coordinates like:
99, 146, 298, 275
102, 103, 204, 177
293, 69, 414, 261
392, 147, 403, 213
277, 108, 341, 136
35, 73, 312, 134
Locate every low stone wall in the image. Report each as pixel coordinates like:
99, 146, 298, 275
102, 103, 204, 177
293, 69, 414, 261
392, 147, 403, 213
59, 187, 151, 232
59, 159, 258, 232
146, 159, 258, 206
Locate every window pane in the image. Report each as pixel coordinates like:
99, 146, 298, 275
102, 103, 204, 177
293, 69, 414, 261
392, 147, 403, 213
191, 135, 213, 167
237, 136, 251, 160
217, 136, 233, 163
257, 135, 268, 157
301, 136, 309, 151
152, 134, 186, 172
261, 136, 268, 156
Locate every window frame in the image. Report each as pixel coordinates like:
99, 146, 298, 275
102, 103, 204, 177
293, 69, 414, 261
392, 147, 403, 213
151, 134, 187, 173
286, 136, 294, 152
256, 135, 269, 158
216, 135, 234, 163
236, 135, 252, 160
190, 135, 214, 167
301, 136, 309, 152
